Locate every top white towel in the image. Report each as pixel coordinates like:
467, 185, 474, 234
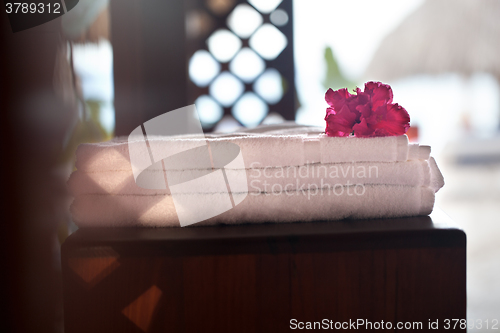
75, 124, 430, 172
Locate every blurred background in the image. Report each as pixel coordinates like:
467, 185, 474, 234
1, 0, 499, 332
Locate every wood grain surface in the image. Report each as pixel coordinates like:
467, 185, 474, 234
62, 211, 466, 332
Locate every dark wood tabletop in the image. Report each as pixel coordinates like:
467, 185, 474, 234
63, 209, 465, 257
62, 209, 466, 333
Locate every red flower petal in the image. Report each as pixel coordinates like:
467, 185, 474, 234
352, 117, 374, 137
371, 103, 410, 136
325, 107, 335, 117
325, 88, 352, 110
364, 81, 393, 110
355, 103, 372, 120
325, 105, 357, 137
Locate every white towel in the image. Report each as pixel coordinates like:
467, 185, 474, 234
68, 124, 444, 227
70, 185, 435, 227
68, 159, 442, 196
74, 133, 430, 172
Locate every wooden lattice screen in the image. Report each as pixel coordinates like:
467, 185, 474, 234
185, 0, 295, 130
112, 0, 295, 136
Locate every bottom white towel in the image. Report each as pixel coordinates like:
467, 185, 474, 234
70, 185, 435, 227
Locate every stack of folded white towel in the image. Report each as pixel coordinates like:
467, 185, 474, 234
68, 124, 444, 227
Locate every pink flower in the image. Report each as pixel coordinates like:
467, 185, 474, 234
324, 88, 358, 137
324, 81, 410, 138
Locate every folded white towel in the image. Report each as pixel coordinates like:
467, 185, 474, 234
68, 159, 442, 196
68, 124, 444, 227
74, 133, 430, 172
70, 185, 435, 227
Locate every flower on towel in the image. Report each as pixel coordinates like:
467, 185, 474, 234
324, 88, 358, 137
325, 81, 410, 137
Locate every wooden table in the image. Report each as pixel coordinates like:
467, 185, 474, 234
62, 210, 466, 332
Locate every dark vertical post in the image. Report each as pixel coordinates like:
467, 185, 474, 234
268, 0, 295, 120
111, 0, 188, 136
0, 13, 67, 333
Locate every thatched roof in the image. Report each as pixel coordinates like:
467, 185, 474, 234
364, 0, 500, 81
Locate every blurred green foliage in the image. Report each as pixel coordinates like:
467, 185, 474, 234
322, 46, 357, 92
